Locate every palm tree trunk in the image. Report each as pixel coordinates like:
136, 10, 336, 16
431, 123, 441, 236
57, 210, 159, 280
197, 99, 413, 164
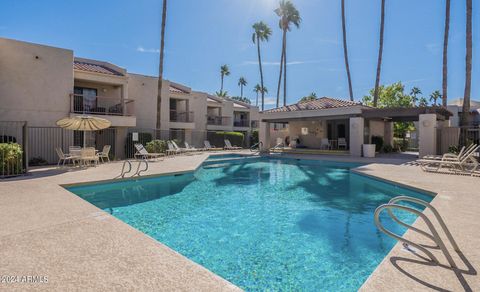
342, 0, 354, 101
283, 29, 287, 106
156, 0, 168, 129
276, 36, 285, 108
461, 0, 472, 127
241, 85, 243, 98
220, 74, 224, 92
257, 36, 265, 111
373, 0, 385, 107
256, 92, 259, 107
442, 0, 450, 107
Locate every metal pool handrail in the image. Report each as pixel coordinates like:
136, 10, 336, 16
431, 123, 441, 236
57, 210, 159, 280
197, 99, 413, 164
133, 159, 148, 176
116, 159, 148, 178
118, 160, 132, 178
374, 196, 459, 268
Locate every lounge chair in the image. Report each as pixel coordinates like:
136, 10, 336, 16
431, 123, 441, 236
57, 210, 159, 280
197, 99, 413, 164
422, 144, 473, 161
320, 138, 331, 150
185, 142, 202, 152
338, 138, 347, 150
171, 141, 193, 155
96, 145, 111, 163
134, 143, 164, 160
55, 147, 76, 167
419, 145, 479, 175
224, 139, 242, 150
204, 140, 221, 151
167, 141, 183, 156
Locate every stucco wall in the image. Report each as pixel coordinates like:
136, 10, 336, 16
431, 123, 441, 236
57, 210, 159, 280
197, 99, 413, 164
288, 120, 327, 148
127, 73, 158, 129
0, 38, 74, 126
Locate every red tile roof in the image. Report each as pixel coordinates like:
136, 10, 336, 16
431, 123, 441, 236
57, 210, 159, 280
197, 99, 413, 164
263, 97, 363, 113
74, 61, 123, 76
169, 85, 188, 94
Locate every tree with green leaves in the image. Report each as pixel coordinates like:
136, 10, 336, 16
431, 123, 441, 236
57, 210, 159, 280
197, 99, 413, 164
299, 92, 317, 103
410, 87, 422, 106
341, 0, 354, 101
373, 0, 386, 107
253, 84, 268, 107
215, 90, 228, 97
252, 21, 272, 111
238, 77, 247, 98
156, 0, 168, 129
230, 96, 251, 104
429, 90, 442, 106
418, 97, 429, 107
220, 65, 230, 93
275, 0, 301, 107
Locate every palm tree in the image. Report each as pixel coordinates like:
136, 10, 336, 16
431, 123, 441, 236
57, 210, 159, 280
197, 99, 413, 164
156, 0, 168, 130
300, 92, 317, 103
418, 97, 429, 107
429, 90, 442, 106
215, 90, 228, 97
252, 21, 272, 111
275, 0, 301, 107
410, 87, 422, 106
442, 0, 451, 106
238, 77, 247, 98
461, 0, 472, 126
373, 0, 386, 107
253, 84, 261, 107
341, 0, 354, 101
219, 65, 230, 94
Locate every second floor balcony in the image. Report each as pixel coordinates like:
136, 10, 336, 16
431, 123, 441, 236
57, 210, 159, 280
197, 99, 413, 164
70, 94, 135, 116
170, 110, 194, 123
207, 115, 231, 126
234, 119, 250, 127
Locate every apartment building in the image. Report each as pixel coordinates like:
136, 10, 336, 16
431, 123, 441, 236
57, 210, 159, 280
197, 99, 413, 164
0, 37, 259, 161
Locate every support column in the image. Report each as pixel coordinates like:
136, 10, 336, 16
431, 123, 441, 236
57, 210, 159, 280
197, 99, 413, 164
115, 127, 128, 160
384, 121, 394, 146
259, 121, 270, 152
419, 114, 437, 158
349, 117, 364, 157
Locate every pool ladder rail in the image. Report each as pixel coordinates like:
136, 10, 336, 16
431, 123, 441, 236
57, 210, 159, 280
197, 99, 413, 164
116, 159, 149, 179
374, 196, 461, 268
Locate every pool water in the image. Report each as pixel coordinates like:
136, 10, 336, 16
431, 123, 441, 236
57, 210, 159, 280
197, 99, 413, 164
68, 157, 432, 291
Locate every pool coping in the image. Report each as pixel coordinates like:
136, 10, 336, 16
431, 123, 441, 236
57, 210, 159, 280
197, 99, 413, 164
1, 152, 478, 291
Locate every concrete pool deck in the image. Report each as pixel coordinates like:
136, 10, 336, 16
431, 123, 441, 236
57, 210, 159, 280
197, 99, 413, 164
0, 151, 478, 291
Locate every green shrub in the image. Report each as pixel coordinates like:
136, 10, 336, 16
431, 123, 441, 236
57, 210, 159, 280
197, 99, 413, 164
393, 138, 408, 152
29, 157, 48, 166
207, 131, 245, 148
146, 140, 168, 153
371, 136, 384, 152
448, 145, 459, 154
381, 144, 395, 153
0, 143, 23, 176
250, 129, 259, 146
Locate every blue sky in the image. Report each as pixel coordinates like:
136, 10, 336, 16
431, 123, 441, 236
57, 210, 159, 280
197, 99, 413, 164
0, 0, 478, 108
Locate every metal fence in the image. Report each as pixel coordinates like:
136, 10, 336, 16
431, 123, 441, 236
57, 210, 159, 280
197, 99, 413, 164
438, 126, 480, 156
0, 121, 27, 178
125, 128, 250, 158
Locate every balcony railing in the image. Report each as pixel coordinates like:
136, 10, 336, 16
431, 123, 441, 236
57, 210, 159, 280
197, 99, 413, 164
234, 119, 250, 127
170, 110, 194, 123
207, 115, 231, 126
70, 94, 135, 116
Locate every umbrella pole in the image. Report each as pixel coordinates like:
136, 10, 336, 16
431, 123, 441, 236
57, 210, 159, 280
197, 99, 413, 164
83, 131, 86, 148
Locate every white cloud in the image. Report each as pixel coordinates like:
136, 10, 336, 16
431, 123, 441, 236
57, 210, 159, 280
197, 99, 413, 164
241, 60, 327, 66
136, 46, 160, 53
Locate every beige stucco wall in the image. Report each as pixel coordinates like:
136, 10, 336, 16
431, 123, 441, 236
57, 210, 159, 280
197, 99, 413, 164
288, 120, 327, 148
0, 38, 74, 126
127, 73, 158, 129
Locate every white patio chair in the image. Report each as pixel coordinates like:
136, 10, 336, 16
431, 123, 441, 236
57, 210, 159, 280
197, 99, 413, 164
338, 138, 347, 150
96, 145, 111, 163
320, 138, 331, 150
167, 141, 182, 156
419, 144, 479, 175
80, 147, 99, 167
204, 140, 216, 150
224, 139, 242, 150
55, 147, 75, 167
134, 143, 164, 160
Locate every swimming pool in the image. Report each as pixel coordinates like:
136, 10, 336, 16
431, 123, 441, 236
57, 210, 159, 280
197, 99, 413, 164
68, 157, 432, 291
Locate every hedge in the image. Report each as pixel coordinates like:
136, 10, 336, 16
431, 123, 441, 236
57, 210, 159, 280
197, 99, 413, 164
207, 131, 245, 148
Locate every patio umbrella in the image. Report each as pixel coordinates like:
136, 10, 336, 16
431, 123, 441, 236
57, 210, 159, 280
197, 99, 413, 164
56, 116, 111, 147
